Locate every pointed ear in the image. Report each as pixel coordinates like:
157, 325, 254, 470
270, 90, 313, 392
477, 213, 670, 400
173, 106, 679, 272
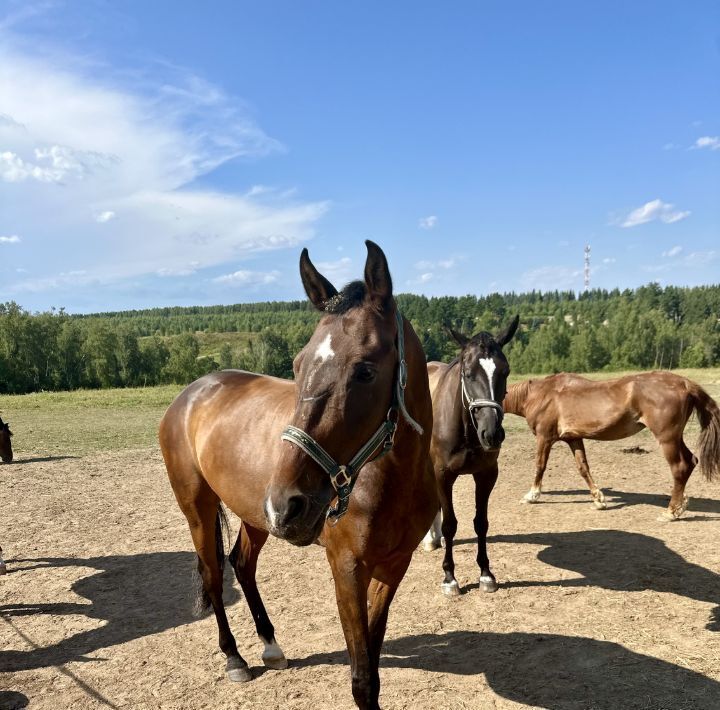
496, 315, 520, 347
445, 326, 469, 348
363, 240, 393, 309
300, 248, 338, 310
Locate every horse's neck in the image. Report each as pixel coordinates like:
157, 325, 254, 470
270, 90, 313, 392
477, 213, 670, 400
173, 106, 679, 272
444, 364, 475, 448
505, 381, 529, 417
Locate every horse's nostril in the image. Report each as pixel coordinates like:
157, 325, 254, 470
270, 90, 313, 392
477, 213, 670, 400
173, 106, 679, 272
285, 495, 307, 524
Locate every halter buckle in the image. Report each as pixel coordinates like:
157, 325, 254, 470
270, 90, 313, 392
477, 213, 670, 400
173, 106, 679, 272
399, 359, 408, 390
332, 465, 351, 489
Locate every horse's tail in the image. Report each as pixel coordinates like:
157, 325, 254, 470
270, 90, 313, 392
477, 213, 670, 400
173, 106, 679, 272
192, 503, 232, 617
690, 383, 720, 482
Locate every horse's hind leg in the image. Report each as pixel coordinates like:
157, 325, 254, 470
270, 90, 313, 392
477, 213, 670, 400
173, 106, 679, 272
658, 439, 696, 521
522, 437, 553, 503
181, 489, 251, 682
567, 439, 606, 510
421, 509, 442, 552
438, 471, 461, 596
229, 522, 288, 670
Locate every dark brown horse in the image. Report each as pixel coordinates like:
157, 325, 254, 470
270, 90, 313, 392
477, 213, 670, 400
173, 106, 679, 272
421, 318, 519, 595
503, 372, 720, 519
0, 416, 11, 574
0, 416, 13, 464
159, 241, 436, 709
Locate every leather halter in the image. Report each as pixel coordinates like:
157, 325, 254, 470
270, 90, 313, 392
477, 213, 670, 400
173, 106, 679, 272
460, 368, 504, 438
280, 310, 421, 524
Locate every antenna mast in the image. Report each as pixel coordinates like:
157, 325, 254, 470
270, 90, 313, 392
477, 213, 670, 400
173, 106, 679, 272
584, 244, 591, 292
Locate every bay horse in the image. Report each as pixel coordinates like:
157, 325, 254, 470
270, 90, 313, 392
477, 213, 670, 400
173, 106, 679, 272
159, 241, 436, 709
421, 317, 519, 595
503, 372, 720, 519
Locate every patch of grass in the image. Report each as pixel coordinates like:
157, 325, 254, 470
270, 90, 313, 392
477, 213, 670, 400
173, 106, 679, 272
2, 368, 719, 458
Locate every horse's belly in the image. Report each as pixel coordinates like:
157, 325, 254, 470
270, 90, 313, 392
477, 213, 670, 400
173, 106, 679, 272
558, 413, 645, 441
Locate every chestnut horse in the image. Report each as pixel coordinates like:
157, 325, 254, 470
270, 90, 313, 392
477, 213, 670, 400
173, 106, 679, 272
421, 318, 519, 595
159, 242, 436, 709
503, 372, 720, 519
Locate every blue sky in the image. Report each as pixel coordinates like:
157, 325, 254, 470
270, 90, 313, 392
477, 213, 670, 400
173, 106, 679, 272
1, 1, 718, 313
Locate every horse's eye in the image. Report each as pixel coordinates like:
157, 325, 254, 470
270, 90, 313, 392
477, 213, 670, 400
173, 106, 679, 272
354, 364, 377, 383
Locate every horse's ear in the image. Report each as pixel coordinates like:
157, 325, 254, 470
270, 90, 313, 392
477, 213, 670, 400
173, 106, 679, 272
496, 315, 520, 347
445, 327, 469, 348
363, 240, 393, 309
299, 248, 338, 310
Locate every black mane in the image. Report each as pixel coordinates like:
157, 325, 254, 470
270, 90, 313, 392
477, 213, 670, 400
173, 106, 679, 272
324, 281, 367, 314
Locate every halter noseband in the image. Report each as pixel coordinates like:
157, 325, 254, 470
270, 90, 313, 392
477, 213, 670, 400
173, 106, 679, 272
280, 310, 421, 524
460, 370, 504, 438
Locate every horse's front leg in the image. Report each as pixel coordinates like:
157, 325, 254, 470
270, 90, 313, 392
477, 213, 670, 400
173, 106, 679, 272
473, 467, 499, 592
522, 436, 553, 503
367, 553, 412, 668
438, 471, 460, 596
327, 548, 377, 709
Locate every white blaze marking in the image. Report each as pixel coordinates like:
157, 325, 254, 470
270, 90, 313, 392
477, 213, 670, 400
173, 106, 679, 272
265, 499, 280, 529
478, 358, 496, 398
315, 334, 335, 363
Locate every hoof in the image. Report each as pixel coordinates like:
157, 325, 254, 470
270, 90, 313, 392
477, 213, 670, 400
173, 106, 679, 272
657, 512, 677, 522
593, 499, 607, 510
226, 658, 252, 683
262, 653, 288, 670
441, 580, 461, 597
0, 563, 6, 575
479, 576, 499, 593
422, 540, 441, 552
521, 496, 539, 505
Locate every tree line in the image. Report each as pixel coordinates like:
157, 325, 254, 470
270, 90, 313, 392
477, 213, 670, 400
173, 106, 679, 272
1, 282, 718, 394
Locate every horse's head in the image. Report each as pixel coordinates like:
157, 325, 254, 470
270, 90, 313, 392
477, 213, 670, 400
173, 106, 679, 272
266, 241, 403, 545
0, 417, 13, 463
448, 315, 519, 452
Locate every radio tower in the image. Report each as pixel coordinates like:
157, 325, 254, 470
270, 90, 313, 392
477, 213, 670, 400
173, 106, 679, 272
584, 244, 591, 292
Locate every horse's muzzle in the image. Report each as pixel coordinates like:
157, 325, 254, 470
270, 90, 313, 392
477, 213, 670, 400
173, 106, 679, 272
264, 490, 327, 547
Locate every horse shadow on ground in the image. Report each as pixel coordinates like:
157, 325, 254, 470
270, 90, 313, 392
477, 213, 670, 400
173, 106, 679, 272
542, 487, 720, 514
486, 529, 720, 631
0, 552, 240, 672
0, 691, 29, 710
7, 455, 81, 465
297, 631, 720, 709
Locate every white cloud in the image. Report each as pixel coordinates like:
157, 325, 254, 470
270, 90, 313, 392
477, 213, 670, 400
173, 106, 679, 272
0, 41, 328, 300
213, 269, 281, 286
315, 256, 353, 285
694, 136, 720, 151
414, 257, 460, 271
0, 234, 21, 243
96, 210, 115, 223
602, 257, 616, 264
662, 245, 683, 258
619, 199, 690, 228
418, 215, 438, 230
642, 250, 718, 273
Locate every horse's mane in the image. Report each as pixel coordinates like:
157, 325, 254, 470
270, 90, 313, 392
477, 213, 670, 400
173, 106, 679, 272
324, 281, 367, 314
504, 380, 531, 415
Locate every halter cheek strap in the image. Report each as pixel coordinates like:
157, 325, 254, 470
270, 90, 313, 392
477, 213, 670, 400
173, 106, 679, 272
461, 373, 504, 443
280, 310, 421, 524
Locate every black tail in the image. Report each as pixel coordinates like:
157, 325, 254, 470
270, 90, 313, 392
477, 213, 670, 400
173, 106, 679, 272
192, 504, 232, 617
691, 384, 720, 482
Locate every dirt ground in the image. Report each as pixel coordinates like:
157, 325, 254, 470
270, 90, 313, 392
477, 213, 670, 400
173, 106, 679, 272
2, 416, 720, 709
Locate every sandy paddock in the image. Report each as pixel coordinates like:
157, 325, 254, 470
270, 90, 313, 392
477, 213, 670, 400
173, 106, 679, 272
2, 413, 720, 709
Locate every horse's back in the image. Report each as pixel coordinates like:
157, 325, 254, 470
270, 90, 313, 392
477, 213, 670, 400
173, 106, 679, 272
427, 361, 451, 398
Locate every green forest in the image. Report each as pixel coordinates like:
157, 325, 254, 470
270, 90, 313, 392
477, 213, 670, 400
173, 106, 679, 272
1, 282, 719, 394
